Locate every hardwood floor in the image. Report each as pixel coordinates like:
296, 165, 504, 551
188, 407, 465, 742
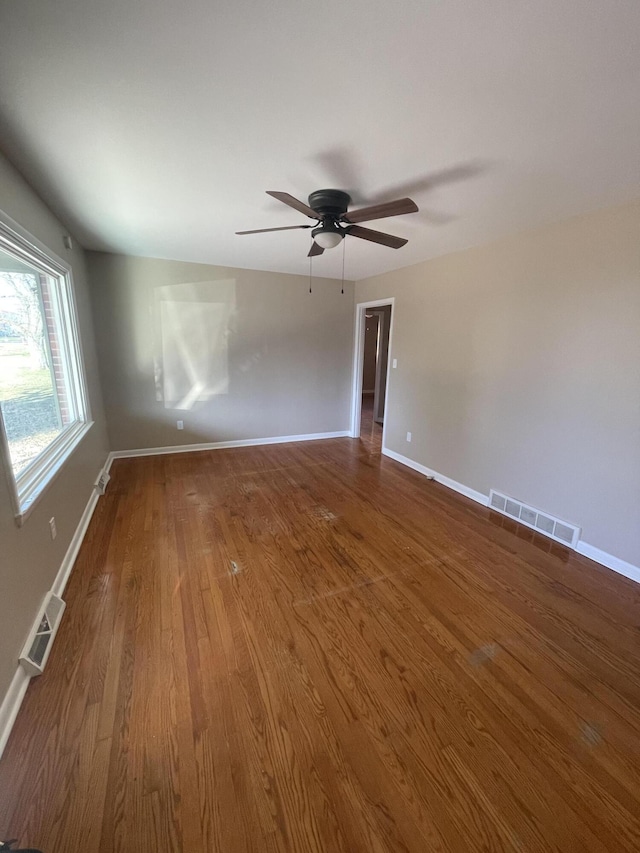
1, 437, 640, 851
359, 394, 382, 454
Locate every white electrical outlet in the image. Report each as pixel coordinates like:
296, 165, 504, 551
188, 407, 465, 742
49, 517, 57, 540
177, 420, 184, 430
392, 358, 398, 368
406, 431, 412, 442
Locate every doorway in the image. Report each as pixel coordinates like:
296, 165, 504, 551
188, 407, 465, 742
350, 298, 394, 452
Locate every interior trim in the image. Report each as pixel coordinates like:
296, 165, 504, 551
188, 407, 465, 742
0, 667, 30, 761
0, 459, 106, 760
382, 446, 640, 587
107, 430, 351, 460
576, 541, 640, 585
382, 447, 488, 507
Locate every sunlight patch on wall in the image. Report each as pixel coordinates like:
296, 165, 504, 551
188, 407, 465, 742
154, 279, 235, 410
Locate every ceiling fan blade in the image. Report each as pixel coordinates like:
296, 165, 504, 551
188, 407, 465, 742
308, 242, 325, 257
346, 225, 408, 249
266, 191, 319, 219
236, 225, 312, 235
342, 197, 418, 224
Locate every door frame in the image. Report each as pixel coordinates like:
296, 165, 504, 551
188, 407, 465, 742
350, 297, 395, 449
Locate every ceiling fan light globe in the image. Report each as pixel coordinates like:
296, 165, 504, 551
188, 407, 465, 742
313, 230, 343, 250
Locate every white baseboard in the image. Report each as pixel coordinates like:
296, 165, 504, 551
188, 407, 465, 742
0, 667, 30, 760
0, 458, 107, 761
382, 447, 488, 507
382, 446, 640, 586
108, 430, 351, 461
51, 488, 101, 598
576, 542, 640, 585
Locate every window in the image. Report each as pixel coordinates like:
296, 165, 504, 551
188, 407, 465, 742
0, 214, 91, 523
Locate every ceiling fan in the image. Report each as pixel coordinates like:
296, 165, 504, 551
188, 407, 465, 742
236, 189, 419, 256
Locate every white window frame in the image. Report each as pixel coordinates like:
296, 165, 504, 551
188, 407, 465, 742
0, 212, 93, 525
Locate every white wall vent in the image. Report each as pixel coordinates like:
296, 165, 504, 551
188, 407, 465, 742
489, 489, 581, 549
95, 469, 111, 495
19, 592, 66, 677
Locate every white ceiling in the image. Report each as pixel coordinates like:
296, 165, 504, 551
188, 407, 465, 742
0, 0, 638, 281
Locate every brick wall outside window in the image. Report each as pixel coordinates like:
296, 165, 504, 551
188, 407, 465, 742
40, 275, 71, 425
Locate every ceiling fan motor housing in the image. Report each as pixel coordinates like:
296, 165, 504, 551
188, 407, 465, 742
308, 189, 351, 220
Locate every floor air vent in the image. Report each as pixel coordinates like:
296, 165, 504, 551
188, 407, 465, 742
19, 592, 66, 677
95, 469, 111, 495
489, 490, 580, 549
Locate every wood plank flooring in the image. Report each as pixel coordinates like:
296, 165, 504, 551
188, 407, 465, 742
359, 394, 382, 454
1, 437, 640, 851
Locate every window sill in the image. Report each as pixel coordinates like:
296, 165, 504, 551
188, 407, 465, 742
13, 420, 94, 527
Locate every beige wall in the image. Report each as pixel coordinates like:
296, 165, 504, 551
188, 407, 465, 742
356, 201, 640, 566
362, 314, 379, 392
372, 305, 391, 423
0, 152, 110, 706
87, 253, 354, 450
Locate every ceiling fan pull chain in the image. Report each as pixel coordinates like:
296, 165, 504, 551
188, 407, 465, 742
309, 254, 312, 293
341, 238, 346, 294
